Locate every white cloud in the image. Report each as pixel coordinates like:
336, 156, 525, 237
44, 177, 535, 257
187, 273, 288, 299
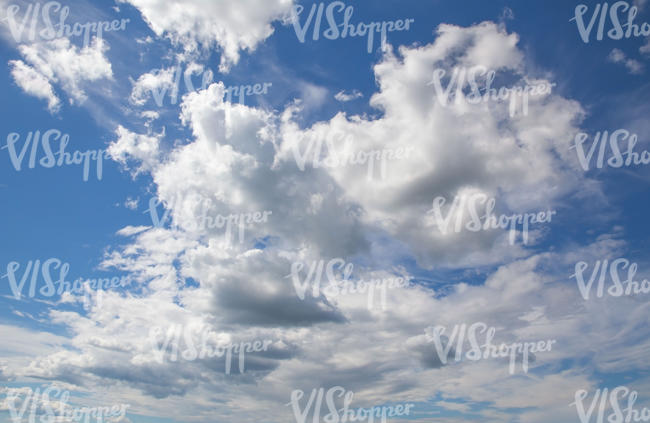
436, 400, 471, 413
140, 111, 160, 120
107, 125, 161, 174
116, 226, 150, 236
276, 22, 590, 268
129, 67, 177, 106
124, 197, 140, 210
608, 48, 644, 74
8, 38, 113, 112
118, 0, 296, 71
9, 59, 60, 112
296, 81, 329, 112
335, 89, 363, 102
14, 235, 648, 422
3, 20, 642, 423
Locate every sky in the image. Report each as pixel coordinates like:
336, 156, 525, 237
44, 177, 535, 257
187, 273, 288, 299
0, 0, 650, 422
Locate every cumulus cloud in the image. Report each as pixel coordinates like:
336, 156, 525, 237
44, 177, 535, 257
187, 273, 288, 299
276, 22, 590, 268
107, 125, 161, 174
4, 21, 642, 423
129, 62, 216, 108
129, 67, 177, 106
117, 0, 296, 71
8, 38, 113, 112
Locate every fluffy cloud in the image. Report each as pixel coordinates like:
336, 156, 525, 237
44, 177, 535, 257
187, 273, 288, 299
17, 235, 648, 422
9, 59, 61, 112
118, 0, 296, 70
129, 66, 177, 106
8, 38, 113, 112
5, 21, 643, 423
129, 62, 215, 108
107, 125, 161, 174
276, 22, 591, 269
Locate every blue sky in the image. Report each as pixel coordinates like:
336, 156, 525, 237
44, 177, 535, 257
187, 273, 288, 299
1, 0, 650, 422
